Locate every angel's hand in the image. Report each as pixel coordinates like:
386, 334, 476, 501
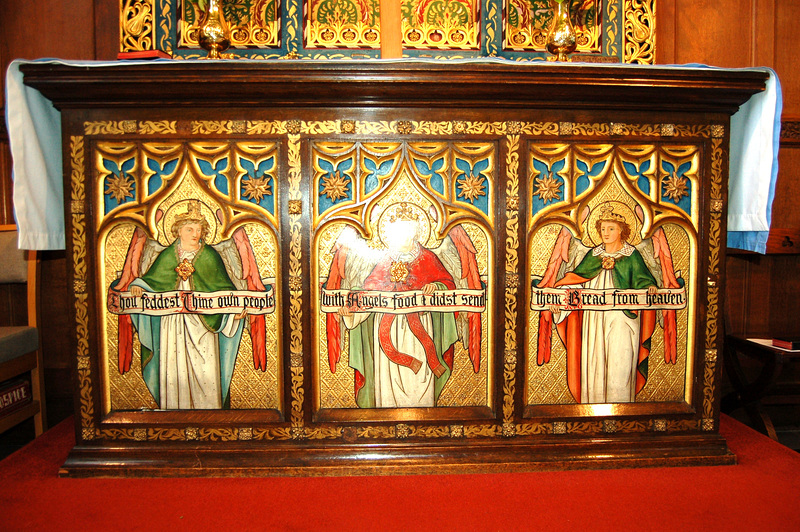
423, 283, 438, 295
549, 305, 560, 315
130, 285, 144, 297
338, 306, 352, 317
647, 285, 658, 295
235, 307, 248, 320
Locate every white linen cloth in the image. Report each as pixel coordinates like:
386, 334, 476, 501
727, 68, 782, 253
4, 59, 782, 252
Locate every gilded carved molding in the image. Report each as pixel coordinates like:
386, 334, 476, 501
71, 136, 94, 437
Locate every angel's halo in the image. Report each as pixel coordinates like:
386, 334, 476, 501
160, 199, 220, 245
585, 200, 642, 247
376, 202, 432, 250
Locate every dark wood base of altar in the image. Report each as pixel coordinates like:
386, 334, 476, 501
59, 433, 735, 478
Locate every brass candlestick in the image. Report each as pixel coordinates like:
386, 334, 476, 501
546, 0, 577, 62
198, 0, 231, 59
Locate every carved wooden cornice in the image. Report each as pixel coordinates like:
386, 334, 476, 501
19, 62, 768, 115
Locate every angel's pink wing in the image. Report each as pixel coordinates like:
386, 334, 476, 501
536, 227, 574, 365
448, 225, 482, 373
232, 228, 268, 371
651, 227, 680, 364
325, 241, 348, 373
113, 227, 148, 374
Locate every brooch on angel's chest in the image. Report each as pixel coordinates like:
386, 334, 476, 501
175, 258, 195, 281
390, 261, 409, 284
601, 256, 617, 270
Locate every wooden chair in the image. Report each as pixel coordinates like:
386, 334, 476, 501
0, 225, 46, 436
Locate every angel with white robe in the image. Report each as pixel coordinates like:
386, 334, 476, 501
325, 203, 483, 408
535, 201, 683, 403
108, 200, 268, 410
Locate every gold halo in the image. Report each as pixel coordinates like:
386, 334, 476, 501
376, 202, 431, 249
161, 200, 219, 245
586, 200, 641, 247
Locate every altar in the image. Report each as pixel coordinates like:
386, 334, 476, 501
12, 60, 768, 476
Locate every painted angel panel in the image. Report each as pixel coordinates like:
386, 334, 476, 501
322, 202, 484, 408
532, 201, 686, 404
107, 200, 273, 410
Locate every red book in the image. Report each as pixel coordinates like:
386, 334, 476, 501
117, 50, 173, 60
0, 378, 32, 417
772, 337, 800, 350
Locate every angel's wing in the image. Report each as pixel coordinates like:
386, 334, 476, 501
213, 236, 247, 291
535, 227, 591, 366
212, 227, 268, 371
325, 226, 380, 373
112, 227, 165, 375
430, 224, 482, 373
636, 227, 682, 364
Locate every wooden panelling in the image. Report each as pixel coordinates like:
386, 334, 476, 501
770, 255, 800, 336
775, 3, 800, 114
0, 0, 97, 427
93, 0, 119, 60
771, 144, 800, 228
0, 0, 95, 93
657, 0, 754, 67
658, 2, 800, 340
0, 114, 11, 225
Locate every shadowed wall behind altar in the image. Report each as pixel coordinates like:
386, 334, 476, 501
1, 0, 799, 427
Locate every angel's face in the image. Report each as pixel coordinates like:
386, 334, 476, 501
385, 220, 418, 253
600, 221, 623, 246
178, 222, 204, 251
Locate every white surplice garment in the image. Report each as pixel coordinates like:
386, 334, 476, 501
554, 244, 643, 403
157, 247, 239, 409
343, 246, 436, 408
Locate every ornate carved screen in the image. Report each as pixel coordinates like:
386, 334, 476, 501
19, 61, 766, 476
119, 0, 655, 62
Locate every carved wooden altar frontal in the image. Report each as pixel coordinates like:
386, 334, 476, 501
65, 116, 725, 451
14, 59, 764, 475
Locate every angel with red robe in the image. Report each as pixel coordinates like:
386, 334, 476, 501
324, 202, 483, 408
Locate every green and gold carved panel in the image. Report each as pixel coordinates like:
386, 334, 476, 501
304, 0, 381, 50
503, 0, 654, 62
119, 0, 653, 61
400, 0, 481, 51
505, 0, 601, 54
180, 0, 282, 49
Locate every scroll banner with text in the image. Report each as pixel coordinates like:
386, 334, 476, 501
320, 288, 486, 314
108, 284, 276, 316
530, 281, 687, 311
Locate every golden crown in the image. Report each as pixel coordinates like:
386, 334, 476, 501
388, 202, 419, 224
597, 204, 627, 225
174, 200, 205, 223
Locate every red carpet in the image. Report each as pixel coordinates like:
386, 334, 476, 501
1, 415, 799, 531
